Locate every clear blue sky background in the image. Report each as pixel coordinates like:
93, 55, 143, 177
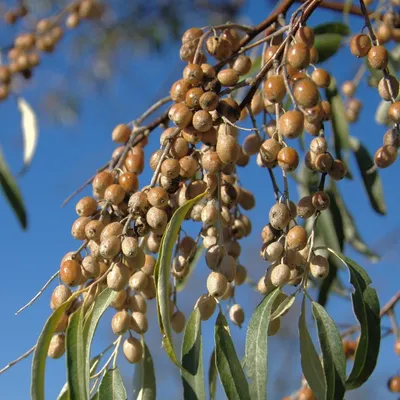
0, 1, 399, 399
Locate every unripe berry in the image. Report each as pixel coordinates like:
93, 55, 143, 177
263, 241, 284, 262
297, 196, 315, 218
270, 263, 290, 286
130, 311, 148, 334
269, 203, 290, 230
277, 147, 299, 171
312, 191, 330, 211
107, 262, 130, 291
123, 337, 143, 364
207, 271, 228, 297
48, 334, 65, 359
229, 304, 245, 326
350, 34, 372, 57
374, 145, 398, 168
100, 236, 121, 259
310, 255, 329, 279
111, 310, 130, 335
60, 260, 83, 287
171, 310, 186, 333
195, 294, 216, 320
81, 255, 100, 279
51, 285, 72, 309
278, 111, 304, 139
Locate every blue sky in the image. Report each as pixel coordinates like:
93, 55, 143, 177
0, 1, 399, 399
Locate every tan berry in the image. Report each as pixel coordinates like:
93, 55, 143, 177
60, 260, 82, 287
312, 191, 330, 211
350, 34, 372, 57
270, 263, 291, 286
107, 262, 130, 291
269, 203, 290, 230
207, 271, 228, 297
51, 285, 72, 309
171, 311, 186, 333
279, 110, 304, 139
378, 75, 399, 101
183, 63, 204, 85
368, 45, 388, 69
123, 337, 143, 364
264, 75, 286, 103
130, 311, 148, 334
76, 196, 97, 217
169, 102, 193, 128
111, 124, 130, 143
295, 26, 315, 47
192, 110, 213, 132
329, 159, 347, 180
195, 294, 216, 320
286, 225, 308, 251
217, 68, 239, 86
229, 304, 245, 326
310, 255, 329, 279
48, 334, 65, 359
297, 196, 315, 218
293, 79, 319, 108
277, 147, 299, 171
287, 43, 310, 69
311, 68, 331, 88
388, 101, 400, 123
111, 310, 130, 335
170, 79, 191, 102
374, 145, 398, 168
100, 236, 121, 259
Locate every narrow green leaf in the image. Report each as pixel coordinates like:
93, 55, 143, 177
215, 312, 250, 400
331, 183, 379, 262
98, 368, 127, 400
31, 294, 78, 400
271, 294, 296, 321
314, 34, 344, 63
327, 250, 381, 389
18, 96, 39, 175
312, 302, 346, 400
181, 308, 205, 400
245, 289, 280, 400
66, 308, 89, 400
208, 350, 217, 400
0, 147, 27, 228
350, 137, 386, 215
155, 191, 207, 368
313, 22, 350, 36
56, 383, 69, 400
326, 79, 350, 161
177, 245, 204, 292
299, 297, 326, 399
133, 340, 156, 400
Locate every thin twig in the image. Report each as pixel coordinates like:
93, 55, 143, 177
15, 271, 59, 315
133, 96, 172, 126
0, 344, 36, 375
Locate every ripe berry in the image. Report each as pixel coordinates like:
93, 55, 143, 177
388, 101, 400, 123
170, 79, 190, 102
168, 102, 193, 128
350, 34, 372, 57
328, 159, 347, 180
183, 63, 204, 85
123, 337, 143, 364
388, 376, 400, 393
206, 36, 232, 59
278, 110, 304, 139
269, 203, 290, 230
374, 145, 398, 168
286, 225, 307, 251
312, 191, 330, 211
314, 153, 333, 173
76, 196, 97, 217
311, 68, 331, 88
378, 75, 399, 101
119, 172, 138, 193
60, 259, 83, 287
111, 124, 130, 143
264, 75, 286, 103
293, 79, 319, 108
287, 43, 310, 69
295, 26, 315, 47
368, 45, 388, 69
277, 147, 299, 171
217, 68, 239, 86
